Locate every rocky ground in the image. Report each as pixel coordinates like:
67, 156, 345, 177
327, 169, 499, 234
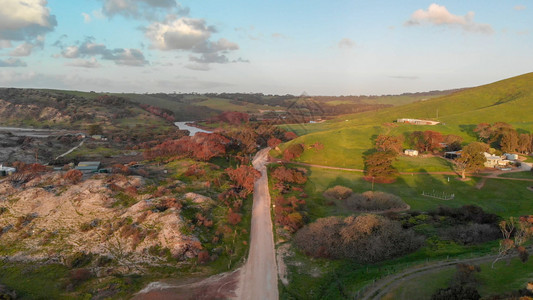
0, 171, 206, 270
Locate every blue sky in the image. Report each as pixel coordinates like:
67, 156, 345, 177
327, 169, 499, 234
0, 1, 531, 95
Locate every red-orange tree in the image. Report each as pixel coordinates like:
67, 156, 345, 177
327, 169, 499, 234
225, 165, 261, 198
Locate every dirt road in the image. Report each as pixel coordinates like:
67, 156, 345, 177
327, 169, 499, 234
235, 147, 279, 300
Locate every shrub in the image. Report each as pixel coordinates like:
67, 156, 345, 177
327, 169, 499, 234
198, 251, 210, 264
228, 210, 242, 225
271, 166, 307, 184
63, 169, 83, 184
283, 143, 304, 161
443, 223, 500, 245
323, 185, 353, 200
294, 214, 423, 263
344, 191, 407, 211
431, 286, 480, 300
68, 268, 92, 286
67, 252, 93, 268
434, 205, 499, 225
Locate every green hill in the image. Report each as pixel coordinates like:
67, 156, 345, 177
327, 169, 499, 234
281, 72, 533, 169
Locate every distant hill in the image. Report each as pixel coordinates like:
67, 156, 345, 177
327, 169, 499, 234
280, 72, 533, 169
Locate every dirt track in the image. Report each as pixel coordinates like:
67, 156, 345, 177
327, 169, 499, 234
235, 147, 279, 300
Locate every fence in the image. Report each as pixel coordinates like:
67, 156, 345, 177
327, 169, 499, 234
421, 190, 455, 200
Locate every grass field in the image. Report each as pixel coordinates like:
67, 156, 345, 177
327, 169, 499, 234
193, 98, 273, 112
382, 257, 533, 299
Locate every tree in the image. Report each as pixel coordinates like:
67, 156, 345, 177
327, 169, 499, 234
267, 137, 282, 148
284, 131, 298, 141
364, 151, 398, 182
518, 133, 533, 154
455, 142, 489, 179
410, 131, 443, 153
225, 165, 261, 198
375, 134, 404, 154
444, 134, 463, 151
492, 216, 533, 268
500, 130, 519, 153
474, 123, 492, 142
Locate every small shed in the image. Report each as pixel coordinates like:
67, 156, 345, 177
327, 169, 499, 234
404, 149, 419, 157
445, 151, 461, 159
75, 161, 101, 173
0, 164, 16, 176
504, 153, 519, 160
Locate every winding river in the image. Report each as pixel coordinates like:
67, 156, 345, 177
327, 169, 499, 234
174, 122, 212, 136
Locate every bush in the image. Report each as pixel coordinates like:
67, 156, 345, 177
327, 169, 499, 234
63, 169, 83, 184
431, 286, 480, 300
323, 185, 353, 200
434, 205, 499, 225
294, 214, 423, 263
67, 252, 93, 268
283, 143, 304, 161
344, 191, 407, 211
271, 166, 307, 184
443, 223, 500, 245
68, 268, 92, 286
198, 251, 210, 264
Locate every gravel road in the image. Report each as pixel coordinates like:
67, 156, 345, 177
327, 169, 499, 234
235, 147, 279, 300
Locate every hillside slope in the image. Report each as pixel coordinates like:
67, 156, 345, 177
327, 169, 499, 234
282, 72, 533, 169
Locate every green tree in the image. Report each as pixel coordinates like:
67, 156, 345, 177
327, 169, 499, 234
455, 142, 489, 179
500, 130, 519, 153
364, 151, 398, 182
375, 134, 404, 154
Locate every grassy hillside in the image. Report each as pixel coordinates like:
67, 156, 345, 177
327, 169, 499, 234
281, 73, 533, 169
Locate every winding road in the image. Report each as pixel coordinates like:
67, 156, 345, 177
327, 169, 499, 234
235, 147, 279, 300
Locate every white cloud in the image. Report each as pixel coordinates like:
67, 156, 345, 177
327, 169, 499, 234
9, 42, 35, 56
0, 0, 57, 41
0, 58, 27, 67
405, 4, 493, 34
0, 40, 12, 48
101, 0, 186, 20
146, 17, 213, 50
338, 38, 355, 49
145, 17, 242, 66
66, 58, 101, 68
82, 13, 92, 23
60, 38, 148, 66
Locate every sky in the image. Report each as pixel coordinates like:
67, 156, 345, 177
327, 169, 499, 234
0, 0, 532, 95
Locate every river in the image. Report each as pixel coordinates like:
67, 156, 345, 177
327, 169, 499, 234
174, 122, 212, 136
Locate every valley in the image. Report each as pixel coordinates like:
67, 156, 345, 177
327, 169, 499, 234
0, 74, 532, 299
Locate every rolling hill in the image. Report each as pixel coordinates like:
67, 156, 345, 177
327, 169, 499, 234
280, 72, 533, 170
